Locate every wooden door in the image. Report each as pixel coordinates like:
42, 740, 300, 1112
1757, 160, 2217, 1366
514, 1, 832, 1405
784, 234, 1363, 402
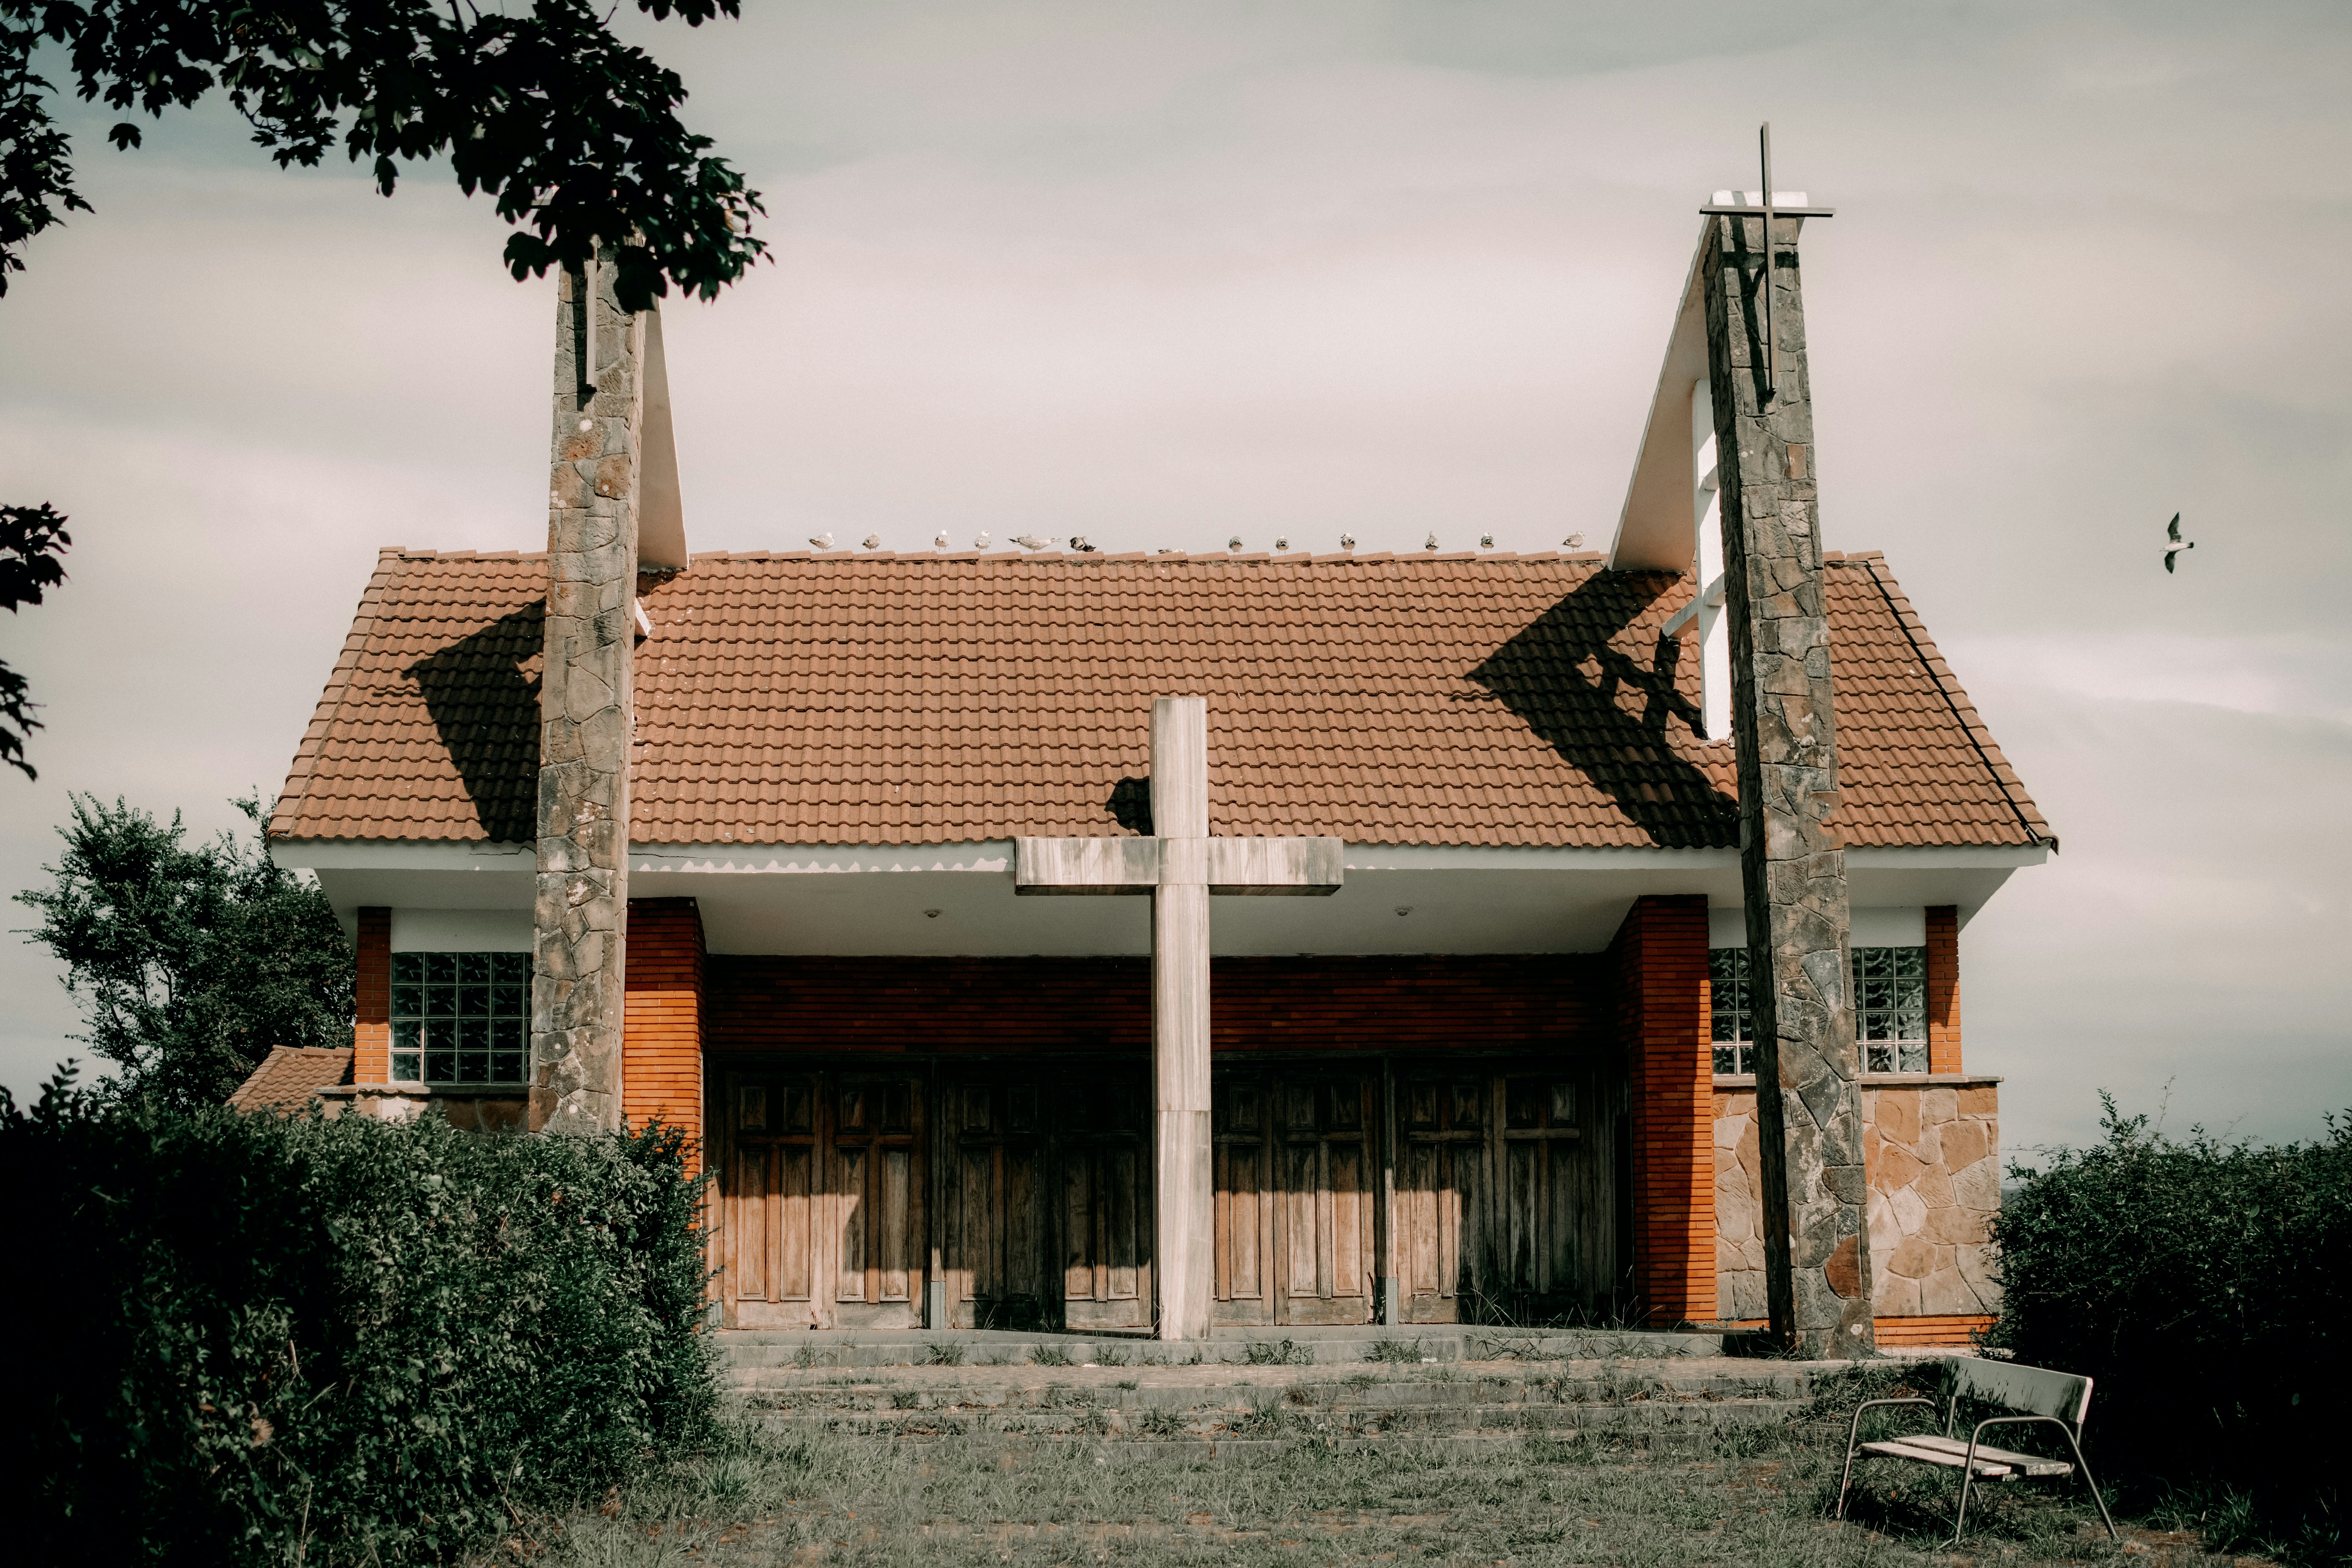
1492, 1071, 1589, 1317
941, 1065, 1151, 1331
721, 1072, 821, 1328
943, 1073, 1051, 1328
1211, 1070, 1275, 1326
717, 1067, 926, 1329
828, 1072, 926, 1327
1396, 1072, 1488, 1323
1213, 1066, 1375, 1326
1056, 1073, 1151, 1331
1392, 1061, 1619, 1324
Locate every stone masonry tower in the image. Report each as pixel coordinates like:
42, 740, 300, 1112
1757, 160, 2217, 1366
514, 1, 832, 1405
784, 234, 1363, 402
532, 251, 645, 1133
1702, 207, 1877, 1357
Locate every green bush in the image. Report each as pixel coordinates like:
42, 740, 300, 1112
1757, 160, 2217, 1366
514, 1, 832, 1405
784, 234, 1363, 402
1987, 1097, 2349, 1547
3, 1069, 717, 1565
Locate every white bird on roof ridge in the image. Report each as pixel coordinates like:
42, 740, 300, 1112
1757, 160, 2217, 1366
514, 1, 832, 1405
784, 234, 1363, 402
1424, 532, 1439, 551
1274, 536, 1289, 551
1339, 533, 1355, 550
1563, 532, 1585, 549
973, 531, 992, 550
1011, 534, 1053, 551
2164, 513, 2194, 573
1480, 534, 1494, 549
862, 534, 881, 550
808, 531, 835, 551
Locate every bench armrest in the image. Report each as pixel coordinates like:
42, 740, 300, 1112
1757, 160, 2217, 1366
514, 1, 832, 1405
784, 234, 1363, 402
1962, 1414, 2076, 1474
1845, 1396, 1938, 1456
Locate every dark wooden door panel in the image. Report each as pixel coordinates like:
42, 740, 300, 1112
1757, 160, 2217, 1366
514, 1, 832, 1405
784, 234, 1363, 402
942, 1066, 1151, 1331
1395, 1062, 1619, 1324
1216, 1067, 1375, 1326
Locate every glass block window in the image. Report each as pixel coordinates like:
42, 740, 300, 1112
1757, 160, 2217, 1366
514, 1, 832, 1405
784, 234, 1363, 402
1710, 948, 1753, 1075
1853, 945, 1929, 1073
390, 952, 532, 1086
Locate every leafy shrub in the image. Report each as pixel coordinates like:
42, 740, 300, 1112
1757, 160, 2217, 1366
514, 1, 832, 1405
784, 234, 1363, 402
1988, 1097, 2349, 1545
3, 1070, 717, 1565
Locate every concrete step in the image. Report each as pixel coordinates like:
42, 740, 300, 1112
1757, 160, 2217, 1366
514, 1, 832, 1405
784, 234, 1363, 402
716, 1324, 1733, 1372
731, 1368, 1820, 1404
728, 1360, 1826, 1446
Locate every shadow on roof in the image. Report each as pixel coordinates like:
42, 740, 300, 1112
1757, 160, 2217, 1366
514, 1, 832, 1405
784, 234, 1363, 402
404, 602, 543, 843
1464, 571, 1736, 850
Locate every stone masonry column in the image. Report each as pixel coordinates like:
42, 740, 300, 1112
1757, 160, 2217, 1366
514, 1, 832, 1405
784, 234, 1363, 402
1702, 209, 1875, 1358
532, 250, 645, 1133
1150, 696, 1214, 1341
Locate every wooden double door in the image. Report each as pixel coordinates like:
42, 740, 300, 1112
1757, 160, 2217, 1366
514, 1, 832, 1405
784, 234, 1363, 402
717, 1062, 1150, 1331
717, 1054, 1622, 1331
1390, 1061, 1620, 1324
720, 1067, 928, 1329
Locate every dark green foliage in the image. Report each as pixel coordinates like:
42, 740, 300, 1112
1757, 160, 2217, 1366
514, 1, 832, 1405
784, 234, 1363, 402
1988, 1096, 2350, 1552
3, 1072, 718, 1565
1, 0, 764, 307
0, 499, 69, 777
14, 791, 353, 1109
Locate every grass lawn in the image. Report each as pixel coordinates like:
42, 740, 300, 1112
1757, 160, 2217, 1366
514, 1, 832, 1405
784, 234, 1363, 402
474, 1370, 2261, 1568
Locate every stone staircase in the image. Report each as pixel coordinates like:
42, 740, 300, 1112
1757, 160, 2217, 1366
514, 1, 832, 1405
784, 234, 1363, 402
720, 1326, 1839, 1455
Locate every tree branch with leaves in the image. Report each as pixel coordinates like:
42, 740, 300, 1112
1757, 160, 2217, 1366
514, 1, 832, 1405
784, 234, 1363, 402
0, 0, 766, 774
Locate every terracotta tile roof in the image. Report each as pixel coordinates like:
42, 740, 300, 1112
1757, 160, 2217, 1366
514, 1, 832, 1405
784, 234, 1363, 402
228, 1045, 355, 1112
270, 548, 2047, 852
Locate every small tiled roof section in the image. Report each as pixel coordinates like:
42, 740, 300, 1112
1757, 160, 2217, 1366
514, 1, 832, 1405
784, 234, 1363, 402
228, 1045, 355, 1113
270, 548, 2048, 851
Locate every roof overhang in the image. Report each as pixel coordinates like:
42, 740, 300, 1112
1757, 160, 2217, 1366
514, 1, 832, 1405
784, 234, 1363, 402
270, 838, 2044, 956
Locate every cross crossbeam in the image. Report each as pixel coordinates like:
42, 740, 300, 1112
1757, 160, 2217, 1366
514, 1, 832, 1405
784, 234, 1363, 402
1013, 697, 1344, 1338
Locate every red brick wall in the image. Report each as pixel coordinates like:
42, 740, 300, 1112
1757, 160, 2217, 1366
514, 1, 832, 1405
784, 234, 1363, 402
706, 953, 1600, 1055
1925, 904, 1961, 1074
624, 899, 705, 1164
1611, 895, 1714, 1326
354, 907, 391, 1082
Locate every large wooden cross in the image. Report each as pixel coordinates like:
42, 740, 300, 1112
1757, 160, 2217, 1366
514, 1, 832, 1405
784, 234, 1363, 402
1016, 697, 1344, 1340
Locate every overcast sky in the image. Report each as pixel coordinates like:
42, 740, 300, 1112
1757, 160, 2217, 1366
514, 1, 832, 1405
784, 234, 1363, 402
3, 0, 2345, 1153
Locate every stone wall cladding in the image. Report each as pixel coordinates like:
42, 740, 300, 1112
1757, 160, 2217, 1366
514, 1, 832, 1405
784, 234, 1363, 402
1611, 895, 1715, 1325
1705, 207, 1874, 1357
623, 898, 705, 1171
1714, 1079, 2000, 1323
533, 253, 645, 1133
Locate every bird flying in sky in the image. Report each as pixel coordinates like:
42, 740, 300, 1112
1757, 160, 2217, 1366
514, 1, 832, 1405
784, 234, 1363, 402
2164, 513, 2194, 573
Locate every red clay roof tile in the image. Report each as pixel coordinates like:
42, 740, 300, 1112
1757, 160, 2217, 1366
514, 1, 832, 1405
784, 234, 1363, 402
269, 551, 2047, 851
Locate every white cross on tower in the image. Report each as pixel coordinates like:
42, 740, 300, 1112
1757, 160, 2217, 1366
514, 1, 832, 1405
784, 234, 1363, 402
1016, 697, 1344, 1340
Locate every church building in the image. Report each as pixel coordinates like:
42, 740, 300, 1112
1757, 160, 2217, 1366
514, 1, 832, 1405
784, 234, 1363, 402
265, 188, 2048, 1351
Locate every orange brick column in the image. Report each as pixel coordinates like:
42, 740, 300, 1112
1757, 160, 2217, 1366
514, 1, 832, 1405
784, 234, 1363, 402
623, 898, 706, 1168
353, 907, 392, 1082
1925, 905, 1962, 1074
1610, 894, 1715, 1326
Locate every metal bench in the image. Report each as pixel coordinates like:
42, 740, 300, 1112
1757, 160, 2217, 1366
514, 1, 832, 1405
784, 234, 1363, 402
1836, 1357, 2119, 1545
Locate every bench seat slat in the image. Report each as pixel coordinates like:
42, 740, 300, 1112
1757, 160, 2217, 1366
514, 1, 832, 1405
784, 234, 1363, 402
1860, 1436, 2072, 1479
